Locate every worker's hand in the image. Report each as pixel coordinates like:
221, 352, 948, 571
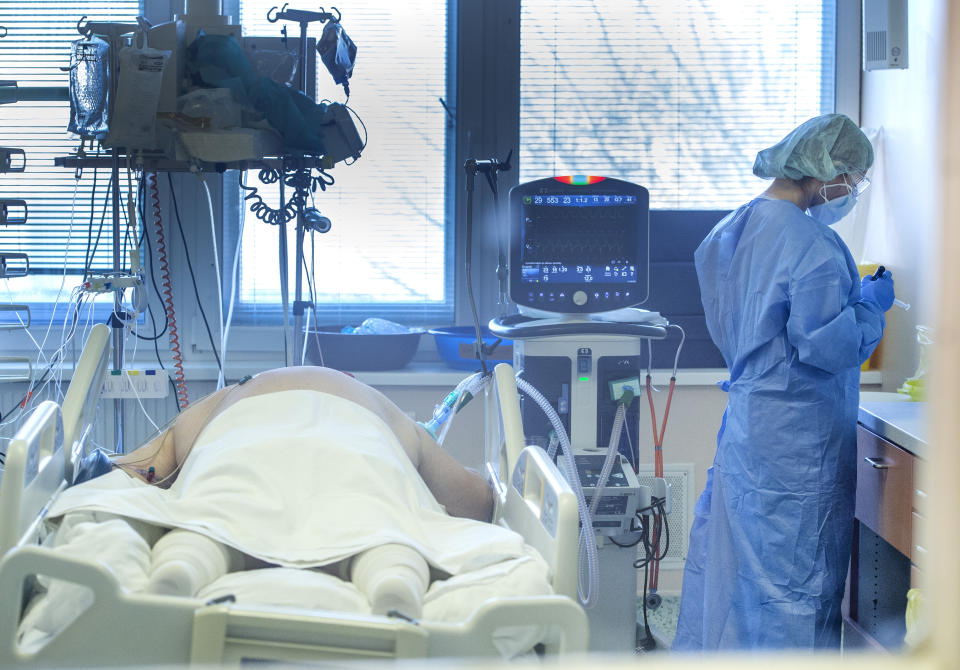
861, 270, 895, 311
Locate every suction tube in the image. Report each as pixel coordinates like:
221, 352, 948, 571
590, 397, 629, 520
515, 377, 600, 608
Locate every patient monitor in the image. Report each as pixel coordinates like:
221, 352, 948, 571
490, 176, 669, 653
510, 176, 650, 316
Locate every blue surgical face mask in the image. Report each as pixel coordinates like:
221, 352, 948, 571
807, 193, 857, 226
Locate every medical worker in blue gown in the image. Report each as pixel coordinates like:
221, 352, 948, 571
672, 114, 897, 651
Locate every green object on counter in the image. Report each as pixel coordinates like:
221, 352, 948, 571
898, 325, 933, 401
897, 378, 924, 401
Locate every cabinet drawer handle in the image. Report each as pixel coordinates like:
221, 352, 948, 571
864, 457, 889, 469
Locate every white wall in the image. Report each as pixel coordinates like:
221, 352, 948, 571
860, 0, 946, 391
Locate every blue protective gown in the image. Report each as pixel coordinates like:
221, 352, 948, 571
672, 196, 885, 650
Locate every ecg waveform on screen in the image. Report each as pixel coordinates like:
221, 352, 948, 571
524, 236, 624, 258
522, 209, 636, 262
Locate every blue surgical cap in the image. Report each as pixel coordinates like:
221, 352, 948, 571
752, 113, 874, 182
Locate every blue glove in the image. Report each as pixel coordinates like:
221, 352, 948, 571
861, 270, 895, 311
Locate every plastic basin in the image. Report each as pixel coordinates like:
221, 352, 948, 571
304, 328, 422, 371
429, 326, 513, 371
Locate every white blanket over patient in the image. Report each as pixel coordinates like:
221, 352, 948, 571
49, 390, 526, 574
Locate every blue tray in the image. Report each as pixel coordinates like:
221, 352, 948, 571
429, 327, 513, 370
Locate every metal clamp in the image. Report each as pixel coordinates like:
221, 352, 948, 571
0, 356, 32, 383
0, 199, 27, 225
0, 147, 25, 173
0, 304, 30, 330
267, 4, 340, 24
75, 16, 139, 40
863, 456, 890, 470
0, 252, 28, 278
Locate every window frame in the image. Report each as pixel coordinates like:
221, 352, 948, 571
1, 0, 859, 363
220, 0, 457, 331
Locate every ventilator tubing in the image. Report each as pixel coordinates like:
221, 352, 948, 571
348, 543, 430, 618
434, 372, 488, 446
515, 376, 601, 608
590, 401, 628, 520
146, 528, 243, 596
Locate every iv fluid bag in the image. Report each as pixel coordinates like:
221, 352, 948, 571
68, 36, 112, 139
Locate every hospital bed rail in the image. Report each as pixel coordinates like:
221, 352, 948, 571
0, 324, 109, 558
0, 545, 587, 665
0, 337, 588, 666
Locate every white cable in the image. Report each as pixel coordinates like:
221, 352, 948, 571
37, 176, 81, 370
300, 294, 312, 365
125, 370, 159, 432
279, 227, 291, 366
128, 289, 140, 372
299, 242, 319, 365
222, 176, 247, 379
200, 177, 225, 389
1, 177, 86, 428
3, 279, 45, 361
668, 323, 686, 377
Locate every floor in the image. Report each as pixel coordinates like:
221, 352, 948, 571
637, 593, 681, 652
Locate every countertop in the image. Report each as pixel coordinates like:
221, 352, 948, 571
858, 392, 927, 459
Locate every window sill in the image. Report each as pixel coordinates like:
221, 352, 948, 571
0, 361, 884, 389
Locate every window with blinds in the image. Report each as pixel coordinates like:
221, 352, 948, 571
519, 0, 837, 209
0, 1, 141, 302
235, 1, 451, 325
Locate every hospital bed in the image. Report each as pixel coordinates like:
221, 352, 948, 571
0, 324, 587, 667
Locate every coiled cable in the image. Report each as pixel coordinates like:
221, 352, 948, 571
149, 172, 189, 408
237, 161, 336, 226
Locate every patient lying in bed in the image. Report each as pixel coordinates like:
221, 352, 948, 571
112, 365, 494, 521
42, 367, 548, 625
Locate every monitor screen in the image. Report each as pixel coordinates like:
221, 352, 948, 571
510, 177, 649, 314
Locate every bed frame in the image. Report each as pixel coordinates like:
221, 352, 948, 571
0, 325, 586, 666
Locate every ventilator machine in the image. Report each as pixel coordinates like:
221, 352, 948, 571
486, 176, 682, 652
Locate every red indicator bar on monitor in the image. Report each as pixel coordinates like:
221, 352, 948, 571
553, 175, 606, 185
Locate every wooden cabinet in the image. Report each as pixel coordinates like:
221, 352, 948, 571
844, 424, 923, 651
855, 427, 917, 558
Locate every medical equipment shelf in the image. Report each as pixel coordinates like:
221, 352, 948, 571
54, 153, 329, 174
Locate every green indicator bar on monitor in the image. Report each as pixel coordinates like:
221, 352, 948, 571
579, 376, 590, 382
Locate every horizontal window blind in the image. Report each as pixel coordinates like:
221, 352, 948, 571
520, 0, 836, 209
0, 1, 141, 280
236, 0, 451, 324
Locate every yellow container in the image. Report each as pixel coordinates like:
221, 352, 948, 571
858, 263, 883, 371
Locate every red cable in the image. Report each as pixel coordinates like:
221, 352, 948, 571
646, 375, 675, 478
645, 375, 677, 592
149, 172, 189, 409
646, 374, 659, 466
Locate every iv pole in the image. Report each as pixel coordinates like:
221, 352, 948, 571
76, 17, 140, 450
267, 5, 338, 365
